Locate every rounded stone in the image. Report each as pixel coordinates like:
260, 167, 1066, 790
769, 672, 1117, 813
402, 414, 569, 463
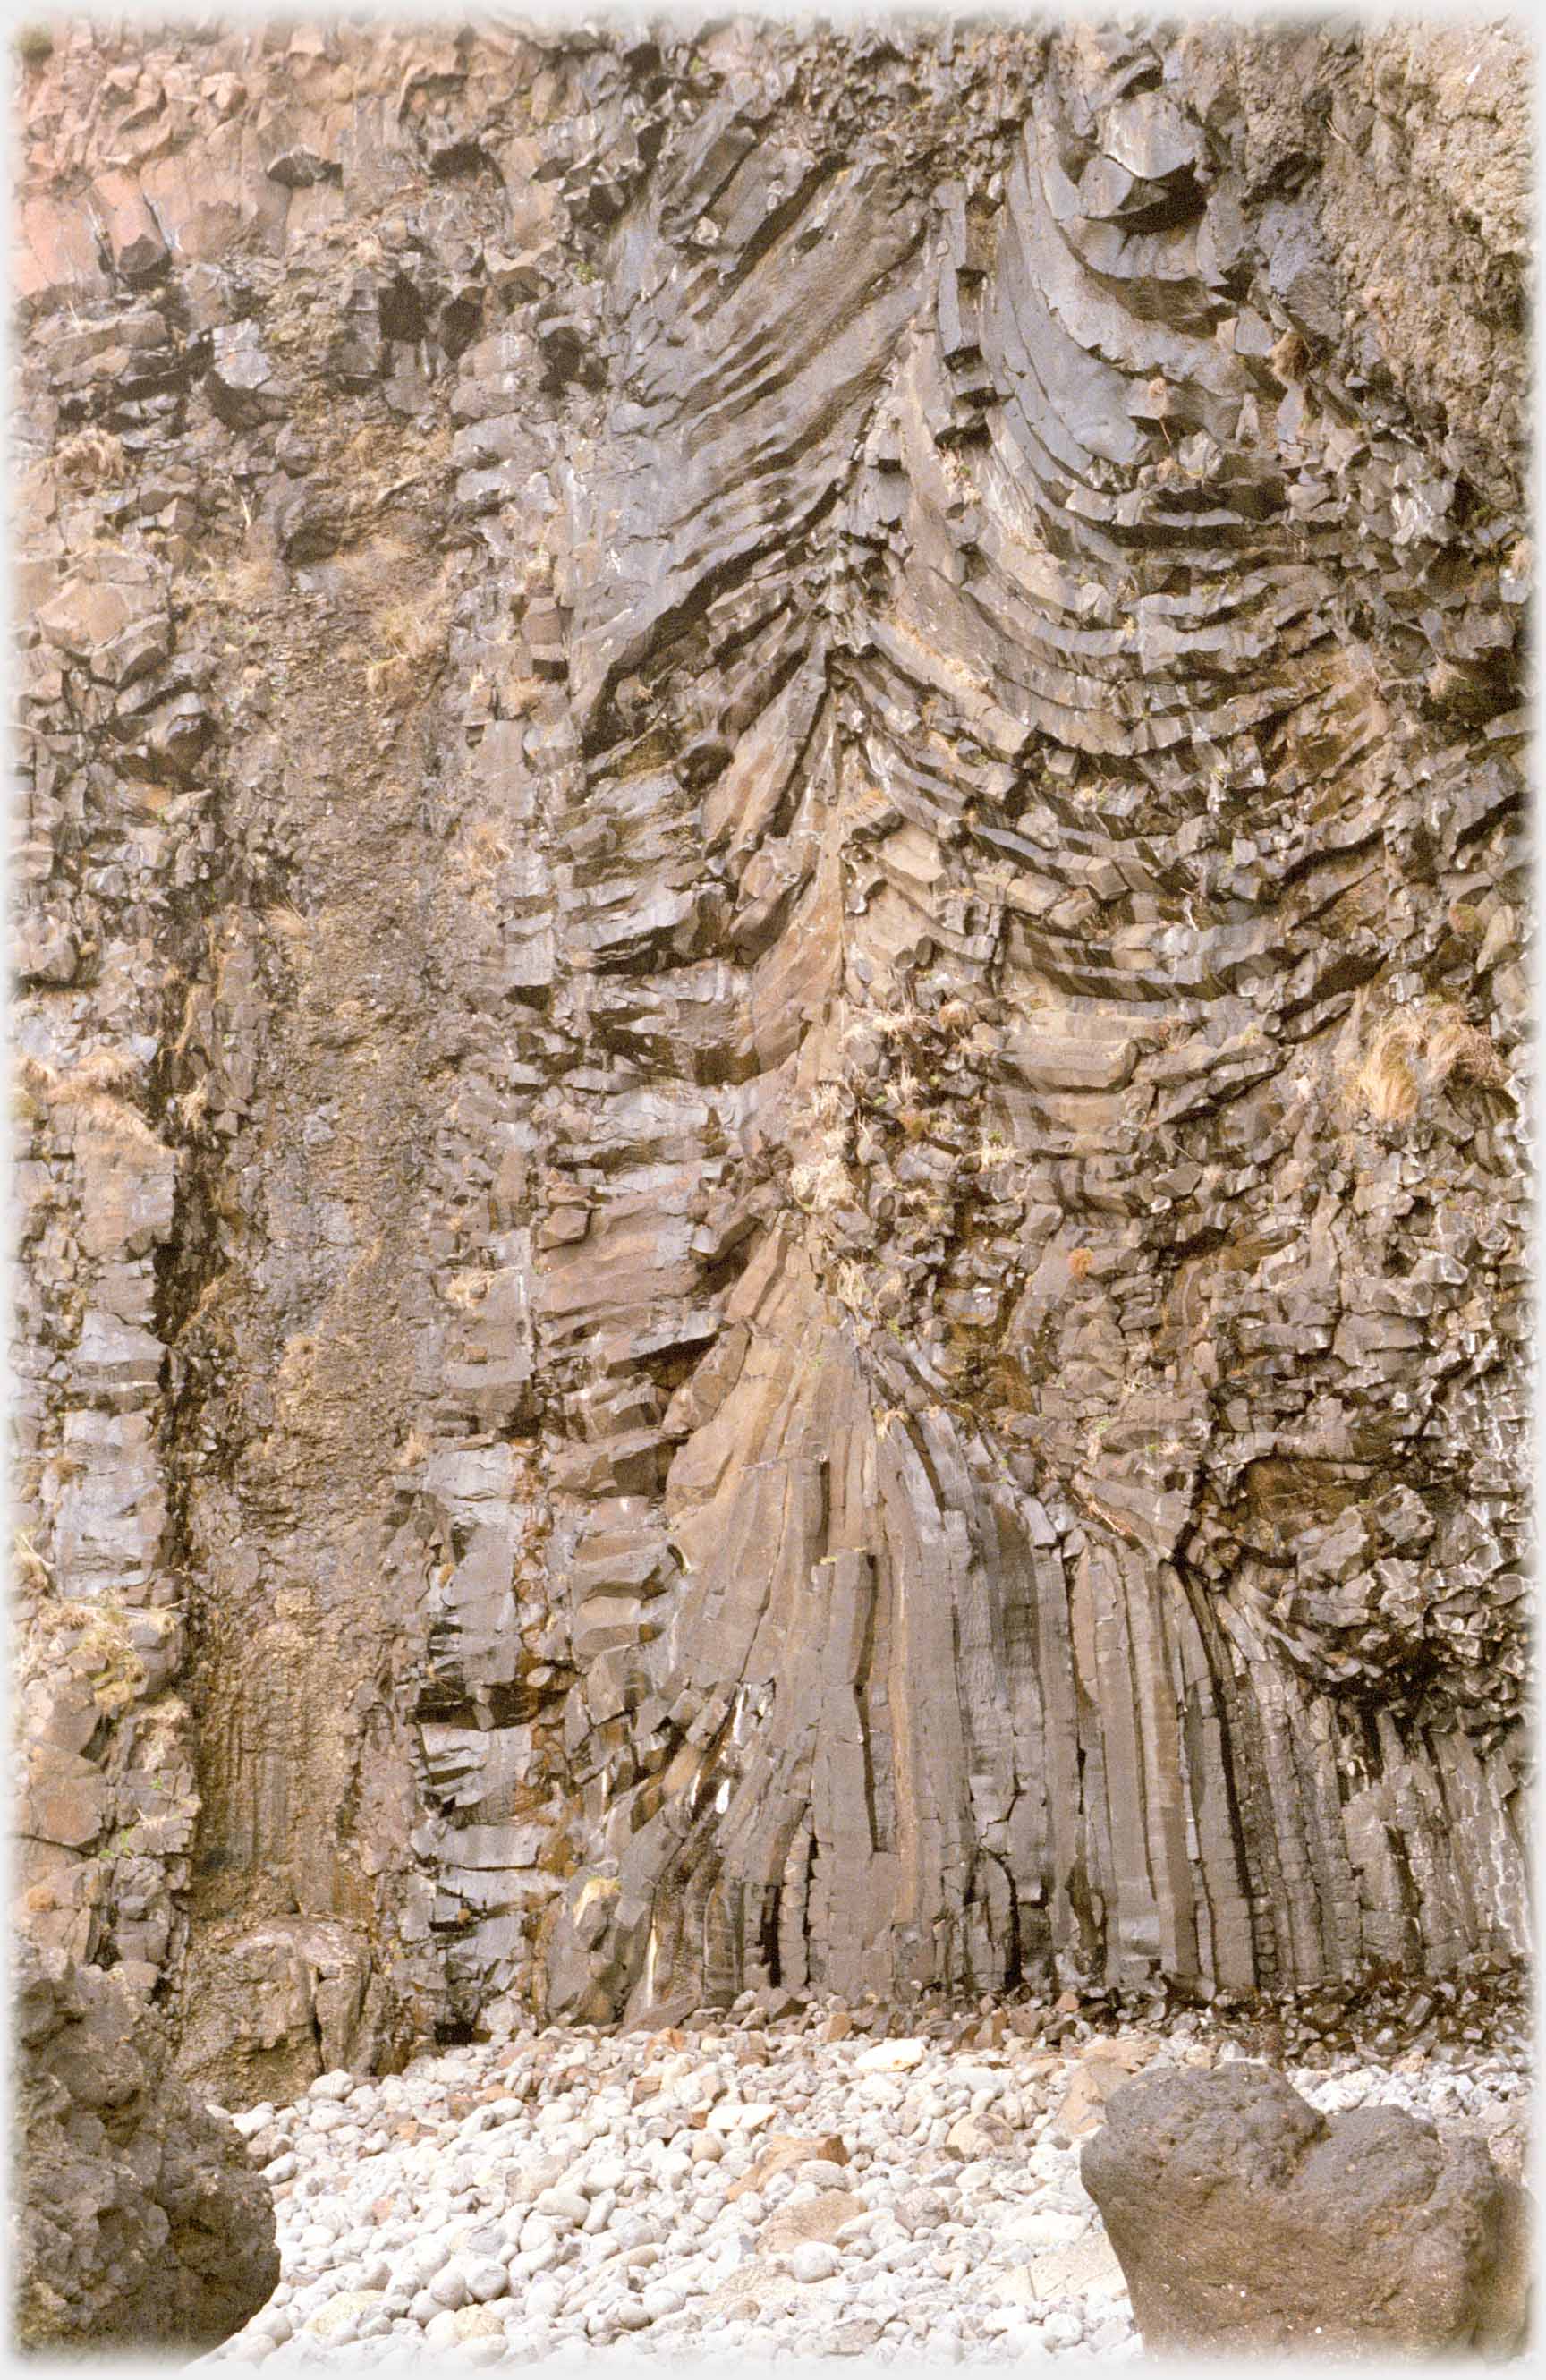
427, 2265, 470, 2311
463, 2257, 511, 2305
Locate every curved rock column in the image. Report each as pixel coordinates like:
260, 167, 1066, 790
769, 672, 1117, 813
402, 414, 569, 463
12, 16, 1529, 2063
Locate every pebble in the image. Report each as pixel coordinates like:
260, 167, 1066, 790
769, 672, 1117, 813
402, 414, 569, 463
193, 2006, 1530, 2369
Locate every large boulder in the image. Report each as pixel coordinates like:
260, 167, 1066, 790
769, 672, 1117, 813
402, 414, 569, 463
12, 1943, 280, 2356
1082, 2061, 1529, 2359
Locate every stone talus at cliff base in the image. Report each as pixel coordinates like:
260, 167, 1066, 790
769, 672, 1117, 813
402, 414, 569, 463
11, 15, 1528, 2094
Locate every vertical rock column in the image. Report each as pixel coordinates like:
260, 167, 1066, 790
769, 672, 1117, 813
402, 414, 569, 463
13, 15, 1530, 2056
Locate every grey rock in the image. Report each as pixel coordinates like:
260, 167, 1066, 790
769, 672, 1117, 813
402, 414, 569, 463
206, 324, 290, 429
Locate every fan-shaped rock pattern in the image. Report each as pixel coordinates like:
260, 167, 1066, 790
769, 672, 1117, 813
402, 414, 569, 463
11, 15, 1529, 2078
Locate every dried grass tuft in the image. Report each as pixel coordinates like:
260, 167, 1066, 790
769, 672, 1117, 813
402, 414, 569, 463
13, 1528, 52, 1594
55, 425, 128, 487
1344, 1006, 1508, 1125
833, 1258, 870, 1313
790, 1150, 854, 1216
19, 1049, 157, 1141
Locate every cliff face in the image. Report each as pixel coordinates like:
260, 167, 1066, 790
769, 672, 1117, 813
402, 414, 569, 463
11, 14, 1531, 2104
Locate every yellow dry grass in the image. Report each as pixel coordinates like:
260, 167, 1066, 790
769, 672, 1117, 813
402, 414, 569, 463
833, 1258, 870, 1313
197, 540, 282, 610
790, 1149, 854, 1216
55, 1598, 147, 1714
55, 425, 128, 487
365, 586, 454, 701
1344, 1006, 1508, 1125
17, 1050, 158, 1141
13, 1527, 52, 1594
176, 1076, 213, 1129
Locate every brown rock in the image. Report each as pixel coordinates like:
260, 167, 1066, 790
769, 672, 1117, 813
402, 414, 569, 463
11, 13, 1529, 2068
308, 2290, 384, 2340
728, 2132, 851, 2200
945, 2111, 1012, 2159
13, 1943, 278, 2354
1082, 2061, 1530, 2358
1051, 2061, 1130, 2143
762, 2189, 864, 2253
20, 1747, 110, 1849
171, 1918, 384, 2109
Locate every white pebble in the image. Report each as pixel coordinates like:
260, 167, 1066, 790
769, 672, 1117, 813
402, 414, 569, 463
427, 2265, 469, 2311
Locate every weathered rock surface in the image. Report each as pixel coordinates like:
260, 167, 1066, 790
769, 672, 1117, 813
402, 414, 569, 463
1082, 2059, 1530, 2359
11, 13, 1531, 2077
12, 1940, 280, 2354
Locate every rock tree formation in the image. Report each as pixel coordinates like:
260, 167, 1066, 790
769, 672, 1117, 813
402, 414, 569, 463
11, 15, 1530, 2097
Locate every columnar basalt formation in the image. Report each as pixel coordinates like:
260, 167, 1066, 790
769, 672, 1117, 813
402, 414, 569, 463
11, 16, 1531, 2095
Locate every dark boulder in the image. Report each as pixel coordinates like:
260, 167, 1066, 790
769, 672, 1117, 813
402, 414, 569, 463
1082, 2060, 1529, 2359
12, 1942, 279, 2357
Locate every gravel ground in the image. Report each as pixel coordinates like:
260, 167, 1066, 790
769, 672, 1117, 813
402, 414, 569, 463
198, 1999, 1531, 2370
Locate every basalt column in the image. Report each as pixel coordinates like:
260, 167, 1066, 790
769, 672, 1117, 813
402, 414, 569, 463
11, 16, 1529, 2086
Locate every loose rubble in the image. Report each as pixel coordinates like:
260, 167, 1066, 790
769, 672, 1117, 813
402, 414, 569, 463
197, 1992, 1531, 2367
